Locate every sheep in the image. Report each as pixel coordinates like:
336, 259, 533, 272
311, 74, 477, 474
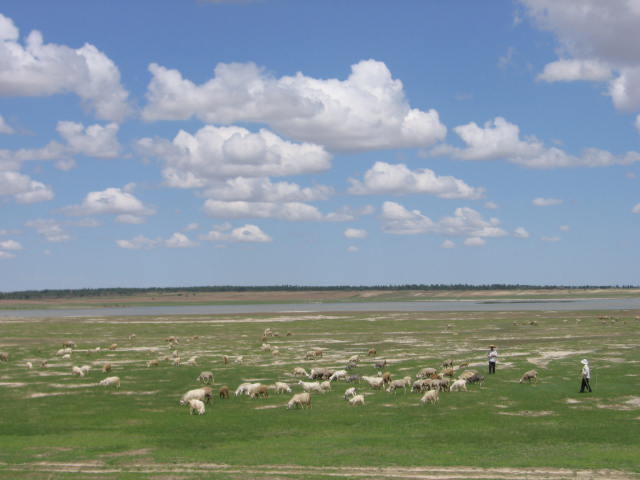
234, 355, 244, 364
80, 365, 91, 376
320, 380, 332, 392
219, 385, 230, 399
109, 343, 118, 351
235, 382, 260, 397
314, 349, 324, 358
386, 379, 410, 393
272, 348, 280, 356
467, 373, 485, 385
165, 336, 179, 344
188, 399, 206, 415
381, 372, 392, 385
287, 392, 311, 409
128, 334, 136, 341
367, 348, 377, 357
292, 367, 309, 377
147, 359, 159, 367
40, 360, 48, 368
441, 367, 455, 378
222, 355, 229, 365
249, 384, 269, 399
180, 387, 213, 405
197, 371, 214, 384
62, 340, 76, 349
458, 362, 469, 369
329, 370, 348, 382
261, 343, 272, 352
183, 356, 198, 367
417, 367, 437, 379
62, 353, 71, 360
420, 389, 439, 405
347, 354, 360, 364
343, 387, 357, 399
458, 370, 478, 381
298, 381, 324, 393
263, 327, 273, 337
442, 359, 454, 368
274, 382, 292, 394
519, 370, 538, 384
435, 378, 451, 392
349, 394, 365, 406
25, 361, 33, 369
362, 376, 384, 390
346, 374, 362, 383
72, 366, 84, 377
56, 348, 72, 357
304, 351, 317, 360
173, 357, 181, 367
450, 379, 468, 392
99, 376, 120, 389
374, 359, 387, 369
309, 367, 334, 380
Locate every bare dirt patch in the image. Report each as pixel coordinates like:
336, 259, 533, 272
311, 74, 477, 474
497, 410, 555, 417
597, 396, 640, 411
527, 350, 593, 369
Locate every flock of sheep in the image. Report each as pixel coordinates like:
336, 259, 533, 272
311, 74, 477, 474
0, 325, 540, 417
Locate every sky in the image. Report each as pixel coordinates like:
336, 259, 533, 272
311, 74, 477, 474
1, 0, 639, 291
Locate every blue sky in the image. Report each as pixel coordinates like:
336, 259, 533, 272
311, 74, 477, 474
1, 0, 639, 290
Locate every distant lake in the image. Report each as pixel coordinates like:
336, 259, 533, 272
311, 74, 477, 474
1, 297, 640, 318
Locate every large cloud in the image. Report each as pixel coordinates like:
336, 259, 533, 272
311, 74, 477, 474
142, 60, 446, 152
0, 14, 131, 121
348, 161, 484, 199
381, 201, 508, 240
522, 1, 640, 116
203, 177, 333, 203
0, 171, 54, 204
138, 125, 332, 188
432, 117, 640, 168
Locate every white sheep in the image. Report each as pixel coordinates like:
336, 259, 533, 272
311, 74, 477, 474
519, 370, 538, 384
235, 382, 260, 397
347, 354, 360, 364
417, 367, 437, 378
287, 392, 311, 409
420, 389, 439, 405
180, 387, 212, 405
362, 375, 384, 390
188, 399, 206, 415
274, 382, 292, 394
298, 380, 324, 393
197, 371, 214, 384
320, 380, 332, 392
72, 366, 84, 377
386, 378, 410, 393
344, 387, 357, 399
62, 354, 71, 360
99, 376, 121, 389
183, 356, 198, 367
349, 394, 365, 406
450, 379, 468, 392
292, 367, 308, 377
56, 348, 72, 356
80, 365, 91, 376
329, 370, 348, 382
25, 361, 33, 369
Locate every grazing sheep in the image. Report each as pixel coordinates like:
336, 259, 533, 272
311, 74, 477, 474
292, 367, 309, 377
519, 370, 538, 384
287, 392, 312, 409
458, 362, 469, 369
235, 382, 260, 397
62, 353, 71, 360
219, 385, 230, 399
183, 356, 198, 367
346, 374, 362, 383
417, 367, 437, 379
349, 394, 365, 406
56, 348, 72, 356
309, 367, 334, 380
263, 328, 273, 337
274, 382, 292, 394
362, 376, 384, 390
147, 359, 159, 367
234, 355, 243, 364
298, 381, 324, 393
442, 359, 454, 368
80, 365, 91, 376
450, 379, 468, 392
272, 348, 280, 356
467, 373, 485, 385
109, 343, 118, 351
343, 387, 357, 399
180, 387, 213, 405
165, 336, 179, 344
304, 351, 317, 360
386, 379, 410, 393
314, 349, 324, 358
40, 360, 48, 368
197, 371, 214, 384
249, 384, 269, 399
261, 343, 272, 352
381, 372, 392, 385
458, 370, 478, 381
320, 380, 332, 392
347, 354, 360, 364
72, 366, 84, 377
435, 378, 451, 392
420, 389, 439, 405
367, 348, 377, 357
173, 357, 181, 366
99, 376, 120, 389
222, 355, 229, 365
329, 370, 348, 382
188, 399, 206, 415
62, 340, 76, 349
25, 361, 33, 369
374, 359, 387, 369
128, 334, 136, 341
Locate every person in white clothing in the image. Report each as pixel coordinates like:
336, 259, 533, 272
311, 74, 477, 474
580, 359, 592, 393
488, 345, 498, 374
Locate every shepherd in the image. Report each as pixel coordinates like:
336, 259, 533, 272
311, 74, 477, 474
488, 345, 498, 374
579, 359, 592, 393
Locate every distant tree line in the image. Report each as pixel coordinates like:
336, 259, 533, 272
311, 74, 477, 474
0, 284, 638, 300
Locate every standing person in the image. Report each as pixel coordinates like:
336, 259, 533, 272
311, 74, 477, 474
580, 359, 592, 393
488, 345, 498, 374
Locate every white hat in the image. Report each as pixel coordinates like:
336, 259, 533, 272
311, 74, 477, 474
581, 359, 589, 365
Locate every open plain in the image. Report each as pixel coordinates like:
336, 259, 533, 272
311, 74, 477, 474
1, 303, 639, 479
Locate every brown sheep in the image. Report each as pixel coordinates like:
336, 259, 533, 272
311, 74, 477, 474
250, 384, 269, 399
219, 385, 230, 399
382, 372, 392, 385
102, 362, 112, 373
519, 369, 538, 384
0, 352, 9, 362
109, 343, 118, 351
367, 348, 377, 357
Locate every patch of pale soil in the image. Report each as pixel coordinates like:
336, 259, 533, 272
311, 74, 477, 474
50, 383, 99, 389
597, 396, 640, 411
565, 398, 581, 404
0, 382, 27, 388
527, 350, 593, 369
497, 410, 555, 417
28, 392, 74, 398
254, 404, 280, 410
100, 448, 153, 458
3, 461, 637, 479
112, 390, 158, 396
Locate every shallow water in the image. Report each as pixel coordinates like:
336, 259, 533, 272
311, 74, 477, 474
1, 297, 640, 318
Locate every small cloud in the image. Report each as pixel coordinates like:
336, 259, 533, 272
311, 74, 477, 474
533, 197, 563, 207
0, 239, 22, 250
0, 251, 16, 259
116, 235, 160, 250
183, 223, 200, 232
541, 236, 561, 242
498, 47, 516, 70
484, 201, 499, 209
559, 225, 570, 232
25, 219, 71, 243
632, 203, 640, 214
441, 240, 455, 249
513, 227, 530, 238
464, 237, 486, 246
347, 245, 359, 253
627, 172, 637, 179
201, 224, 272, 243
165, 232, 198, 248
344, 228, 367, 239
0, 115, 15, 134
116, 214, 147, 224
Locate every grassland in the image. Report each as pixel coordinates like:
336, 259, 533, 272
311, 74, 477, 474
1, 308, 639, 479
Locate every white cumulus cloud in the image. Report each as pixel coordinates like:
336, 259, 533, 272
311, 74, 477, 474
0, 239, 22, 250
441, 239, 455, 248
464, 237, 486, 247
203, 200, 325, 221
532, 197, 563, 207
142, 59, 446, 152
0, 14, 131, 121
25, 219, 70, 243
344, 228, 368, 239
514, 227, 531, 238
347, 161, 484, 199
62, 187, 155, 218
537, 59, 612, 82
116, 235, 160, 250
165, 232, 198, 248
201, 224, 272, 243
0, 115, 15, 134
0, 171, 54, 204
203, 177, 333, 202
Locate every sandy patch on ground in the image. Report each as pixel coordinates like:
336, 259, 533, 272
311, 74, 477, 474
597, 396, 640, 411
28, 392, 74, 398
254, 404, 280, 410
565, 398, 581, 404
497, 410, 555, 417
0, 382, 27, 388
2, 461, 637, 479
527, 350, 593, 369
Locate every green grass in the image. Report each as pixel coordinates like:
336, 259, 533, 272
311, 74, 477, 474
0, 309, 639, 478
